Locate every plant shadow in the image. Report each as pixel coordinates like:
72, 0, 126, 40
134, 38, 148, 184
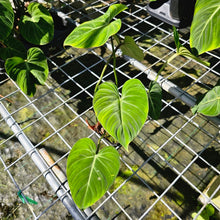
128, 141, 200, 219
193, 147, 220, 169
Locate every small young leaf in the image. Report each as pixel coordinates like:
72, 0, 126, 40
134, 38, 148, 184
64, 4, 128, 48
67, 138, 120, 209
120, 36, 144, 61
190, 0, 220, 54
178, 46, 210, 67
192, 86, 220, 116
205, 204, 215, 217
0, 0, 14, 41
19, 2, 54, 45
173, 26, 210, 67
148, 81, 162, 120
0, 35, 26, 60
5, 47, 49, 96
93, 79, 148, 150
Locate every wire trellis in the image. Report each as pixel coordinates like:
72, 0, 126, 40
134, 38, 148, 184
0, 0, 219, 219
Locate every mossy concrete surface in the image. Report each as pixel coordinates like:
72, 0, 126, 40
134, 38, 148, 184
0, 0, 220, 219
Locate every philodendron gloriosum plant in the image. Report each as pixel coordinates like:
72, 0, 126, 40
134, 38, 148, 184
65, 0, 220, 210
0, 0, 54, 96
64, 4, 163, 209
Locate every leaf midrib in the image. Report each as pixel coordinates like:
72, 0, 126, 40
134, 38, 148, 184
74, 19, 110, 39
200, 97, 220, 105
197, 4, 220, 44
83, 154, 98, 205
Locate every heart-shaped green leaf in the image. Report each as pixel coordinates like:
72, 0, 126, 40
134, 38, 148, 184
64, 4, 127, 48
120, 36, 144, 61
173, 26, 210, 67
0, 0, 14, 41
19, 2, 54, 45
148, 81, 162, 120
5, 47, 49, 96
192, 86, 220, 116
67, 138, 120, 209
190, 0, 220, 54
93, 79, 149, 150
0, 35, 26, 60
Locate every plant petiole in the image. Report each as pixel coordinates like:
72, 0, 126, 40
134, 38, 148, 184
167, 53, 178, 63
96, 134, 105, 154
94, 55, 112, 93
111, 36, 118, 87
94, 35, 122, 93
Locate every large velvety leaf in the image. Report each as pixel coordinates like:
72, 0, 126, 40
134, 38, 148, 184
0, 0, 14, 41
19, 2, 54, 45
190, 0, 220, 54
64, 4, 127, 48
173, 26, 210, 66
0, 35, 26, 60
120, 36, 144, 61
5, 47, 49, 96
93, 79, 148, 150
67, 138, 120, 209
192, 86, 220, 116
148, 81, 162, 120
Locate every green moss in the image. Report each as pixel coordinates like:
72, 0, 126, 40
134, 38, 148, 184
109, 176, 124, 193
17, 107, 36, 123
109, 165, 139, 194
16, 107, 37, 134
148, 201, 178, 219
174, 191, 185, 206
42, 131, 51, 140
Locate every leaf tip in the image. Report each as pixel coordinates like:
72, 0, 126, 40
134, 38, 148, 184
191, 105, 198, 115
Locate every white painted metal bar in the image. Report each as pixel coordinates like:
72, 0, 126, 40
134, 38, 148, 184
0, 102, 85, 220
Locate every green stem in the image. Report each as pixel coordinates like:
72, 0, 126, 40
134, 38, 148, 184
94, 55, 112, 93
167, 53, 179, 63
111, 37, 118, 87
94, 36, 121, 93
96, 134, 105, 154
155, 62, 167, 82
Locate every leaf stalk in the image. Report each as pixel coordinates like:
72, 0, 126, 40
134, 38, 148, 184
111, 36, 118, 87
96, 134, 105, 154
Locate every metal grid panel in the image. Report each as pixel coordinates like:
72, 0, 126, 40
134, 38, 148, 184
0, 0, 220, 219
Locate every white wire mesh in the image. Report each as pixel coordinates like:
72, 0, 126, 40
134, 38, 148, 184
0, 0, 220, 219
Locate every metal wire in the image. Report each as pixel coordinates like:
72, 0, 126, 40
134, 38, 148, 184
0, 0, 219, 219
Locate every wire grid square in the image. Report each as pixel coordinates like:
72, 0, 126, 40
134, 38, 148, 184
0, 0, 220, 219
